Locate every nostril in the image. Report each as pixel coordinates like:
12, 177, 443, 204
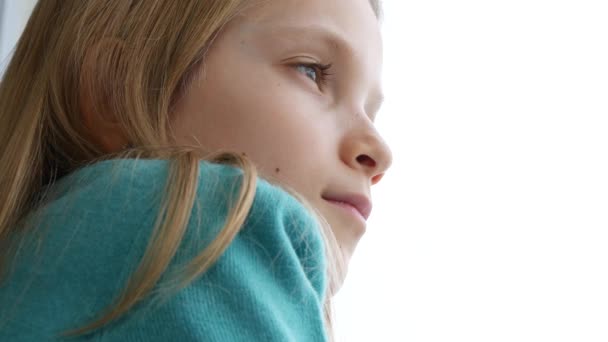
356, 154, 376, 168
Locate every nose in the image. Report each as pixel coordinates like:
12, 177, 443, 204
340, 126, 393, 186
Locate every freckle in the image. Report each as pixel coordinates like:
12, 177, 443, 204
241, 152, 247, 157
275, 168, 280, 173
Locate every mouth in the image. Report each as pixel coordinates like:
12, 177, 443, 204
321, 193, 372, 221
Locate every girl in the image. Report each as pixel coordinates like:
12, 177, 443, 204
0, 0, 391, 341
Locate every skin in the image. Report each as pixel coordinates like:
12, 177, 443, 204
86, 0, 392, 285
171, 0, 392, 273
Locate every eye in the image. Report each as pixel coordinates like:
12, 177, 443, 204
294, 63, 333, 90
296, 64, 319, 82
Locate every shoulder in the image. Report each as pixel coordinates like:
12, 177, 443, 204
45, 158, 324, 259
2, 158, 328, 340
44, 157, 309, 220
27, 157, 327, 298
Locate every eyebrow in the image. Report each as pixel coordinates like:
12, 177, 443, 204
265, 24, 355, 56
260, 23, 385, 118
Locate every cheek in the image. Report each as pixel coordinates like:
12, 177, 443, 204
172, 57, 334, 187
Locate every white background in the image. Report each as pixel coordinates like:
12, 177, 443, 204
2, 1, 608, 341
0, 0, 36, 71
334, 1, 608, 341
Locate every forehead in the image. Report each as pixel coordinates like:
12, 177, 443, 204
238, 0, 383, 60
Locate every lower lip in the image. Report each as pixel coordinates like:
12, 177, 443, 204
325, 200, 367, 224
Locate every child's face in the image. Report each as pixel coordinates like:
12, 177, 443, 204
170, 0, 392, 271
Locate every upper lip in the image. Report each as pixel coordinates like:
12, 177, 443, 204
322, 192, 373, 220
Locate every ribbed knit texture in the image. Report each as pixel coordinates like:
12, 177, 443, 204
0, 159, 328, 341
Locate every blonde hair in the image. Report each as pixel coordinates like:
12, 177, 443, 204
0, 0, 381, 340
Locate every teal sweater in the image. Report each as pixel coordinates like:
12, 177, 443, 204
0, 159, 328, 341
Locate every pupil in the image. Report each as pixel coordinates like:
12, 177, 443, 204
298, 65, 316, 82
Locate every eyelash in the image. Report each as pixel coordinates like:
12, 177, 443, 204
295, 62, 333, 90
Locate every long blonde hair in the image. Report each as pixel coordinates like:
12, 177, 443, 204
0, 0, 381, 340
